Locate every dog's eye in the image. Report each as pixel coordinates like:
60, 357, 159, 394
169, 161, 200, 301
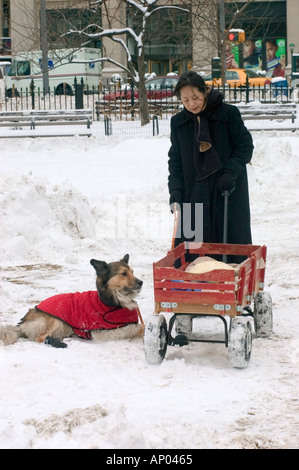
121, 271, 128, 277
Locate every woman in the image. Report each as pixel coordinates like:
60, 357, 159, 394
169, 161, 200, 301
168, 71, 254, 263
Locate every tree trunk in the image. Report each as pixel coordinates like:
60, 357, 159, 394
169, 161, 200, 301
137, 53, 150, 126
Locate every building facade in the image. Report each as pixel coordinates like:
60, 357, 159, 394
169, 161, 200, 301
1, 0, 298, 81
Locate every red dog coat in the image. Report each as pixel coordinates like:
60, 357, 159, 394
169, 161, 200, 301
36, 291, 139, 339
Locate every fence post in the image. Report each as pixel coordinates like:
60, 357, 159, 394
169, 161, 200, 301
245, 74, 249, 104
233, 84, 237, 102
74, 77, 84, 109
130, 81, 135, 120
30, 79, 35, 109
104, 116, 112, 135
95, 100, 100, 121
153, 115, 159, 136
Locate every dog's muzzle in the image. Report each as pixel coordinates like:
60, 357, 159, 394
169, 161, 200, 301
124, 279, 143, 294
135, 279, 143, 291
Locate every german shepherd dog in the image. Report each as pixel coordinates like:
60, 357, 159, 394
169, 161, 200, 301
0, 255, 144, 348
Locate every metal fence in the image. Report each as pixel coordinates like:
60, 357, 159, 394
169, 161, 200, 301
2, 82, 100, 120
1, 79, 293, 122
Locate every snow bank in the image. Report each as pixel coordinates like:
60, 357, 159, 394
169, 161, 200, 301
0, 129, 298, 449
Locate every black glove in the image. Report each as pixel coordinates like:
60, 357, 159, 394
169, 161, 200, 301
169, 190, 182, 206
217, 171, 236, 195
169, 191, 182, 213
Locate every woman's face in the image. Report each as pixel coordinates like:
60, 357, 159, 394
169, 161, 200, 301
180, 85, 206, 114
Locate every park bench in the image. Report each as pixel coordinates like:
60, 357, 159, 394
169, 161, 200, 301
238, 103, 297, 131
0, 109, 92, 137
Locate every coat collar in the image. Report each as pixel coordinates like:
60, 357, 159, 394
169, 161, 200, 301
174, 101, 229, 127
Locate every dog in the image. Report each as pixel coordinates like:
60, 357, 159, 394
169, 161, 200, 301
0, 254, 144, 348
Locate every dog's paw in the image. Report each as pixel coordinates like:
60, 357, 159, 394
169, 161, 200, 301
44, 336, 68, 348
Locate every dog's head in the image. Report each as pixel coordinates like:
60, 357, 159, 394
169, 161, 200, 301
90, 254, 143, 310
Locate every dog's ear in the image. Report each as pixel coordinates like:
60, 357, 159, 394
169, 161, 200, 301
121, 254, 129, 264
90, 259, 109, 276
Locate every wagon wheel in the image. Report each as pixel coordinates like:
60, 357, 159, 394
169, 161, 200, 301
228, 317, 252, 369
253, 291, 273, 337
144, 314, 168, 364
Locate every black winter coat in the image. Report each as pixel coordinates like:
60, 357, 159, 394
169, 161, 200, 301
168, 90, 254, 259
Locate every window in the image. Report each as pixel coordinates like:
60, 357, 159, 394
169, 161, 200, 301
164, 77, 178, 88
225, 1, 286, 39
245, 69, 259, 78
46, 8, 102, 49
7, 61, 16, 76
127, 6, 191, 62
17, 61, 30, 76
8, 61, 30, 76
204, 73, 212, 81
146, 78, 163, 90
226, 71, 239, 80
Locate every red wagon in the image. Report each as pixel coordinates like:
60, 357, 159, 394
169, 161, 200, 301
144, 241, 273, 368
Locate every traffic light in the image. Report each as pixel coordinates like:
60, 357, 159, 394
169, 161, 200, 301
229, 31, 239, 42
228, 30, 245, 43
239, 31, 245, 42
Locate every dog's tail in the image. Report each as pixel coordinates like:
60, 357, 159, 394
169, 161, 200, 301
0, 325, 21, 346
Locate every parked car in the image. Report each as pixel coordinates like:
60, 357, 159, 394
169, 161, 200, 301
103, 75, 179, 101
204, 69, 271, 87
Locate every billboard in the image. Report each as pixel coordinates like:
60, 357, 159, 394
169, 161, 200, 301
226, 38, 286, 78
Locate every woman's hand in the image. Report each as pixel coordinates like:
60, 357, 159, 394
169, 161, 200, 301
217, 171, 236, 194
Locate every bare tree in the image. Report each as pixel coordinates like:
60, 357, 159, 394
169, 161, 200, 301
188, 0, 267, 82
8, 0, 190, 124
10, 0, 283, 121
9, 1, 100, 57
190, 0, 282, 83
67, 0, 190, 126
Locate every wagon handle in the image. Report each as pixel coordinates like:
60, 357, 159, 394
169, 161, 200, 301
136, 307, 144, 325
222, 190, 230, 263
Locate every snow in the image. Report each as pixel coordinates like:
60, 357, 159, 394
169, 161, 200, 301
0, 122, 299, 449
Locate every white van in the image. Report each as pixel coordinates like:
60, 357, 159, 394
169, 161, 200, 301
5, 47, 102, 97
0, 61, 11, 102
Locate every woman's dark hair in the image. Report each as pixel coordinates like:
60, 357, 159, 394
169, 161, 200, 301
174, 71, 207, 98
